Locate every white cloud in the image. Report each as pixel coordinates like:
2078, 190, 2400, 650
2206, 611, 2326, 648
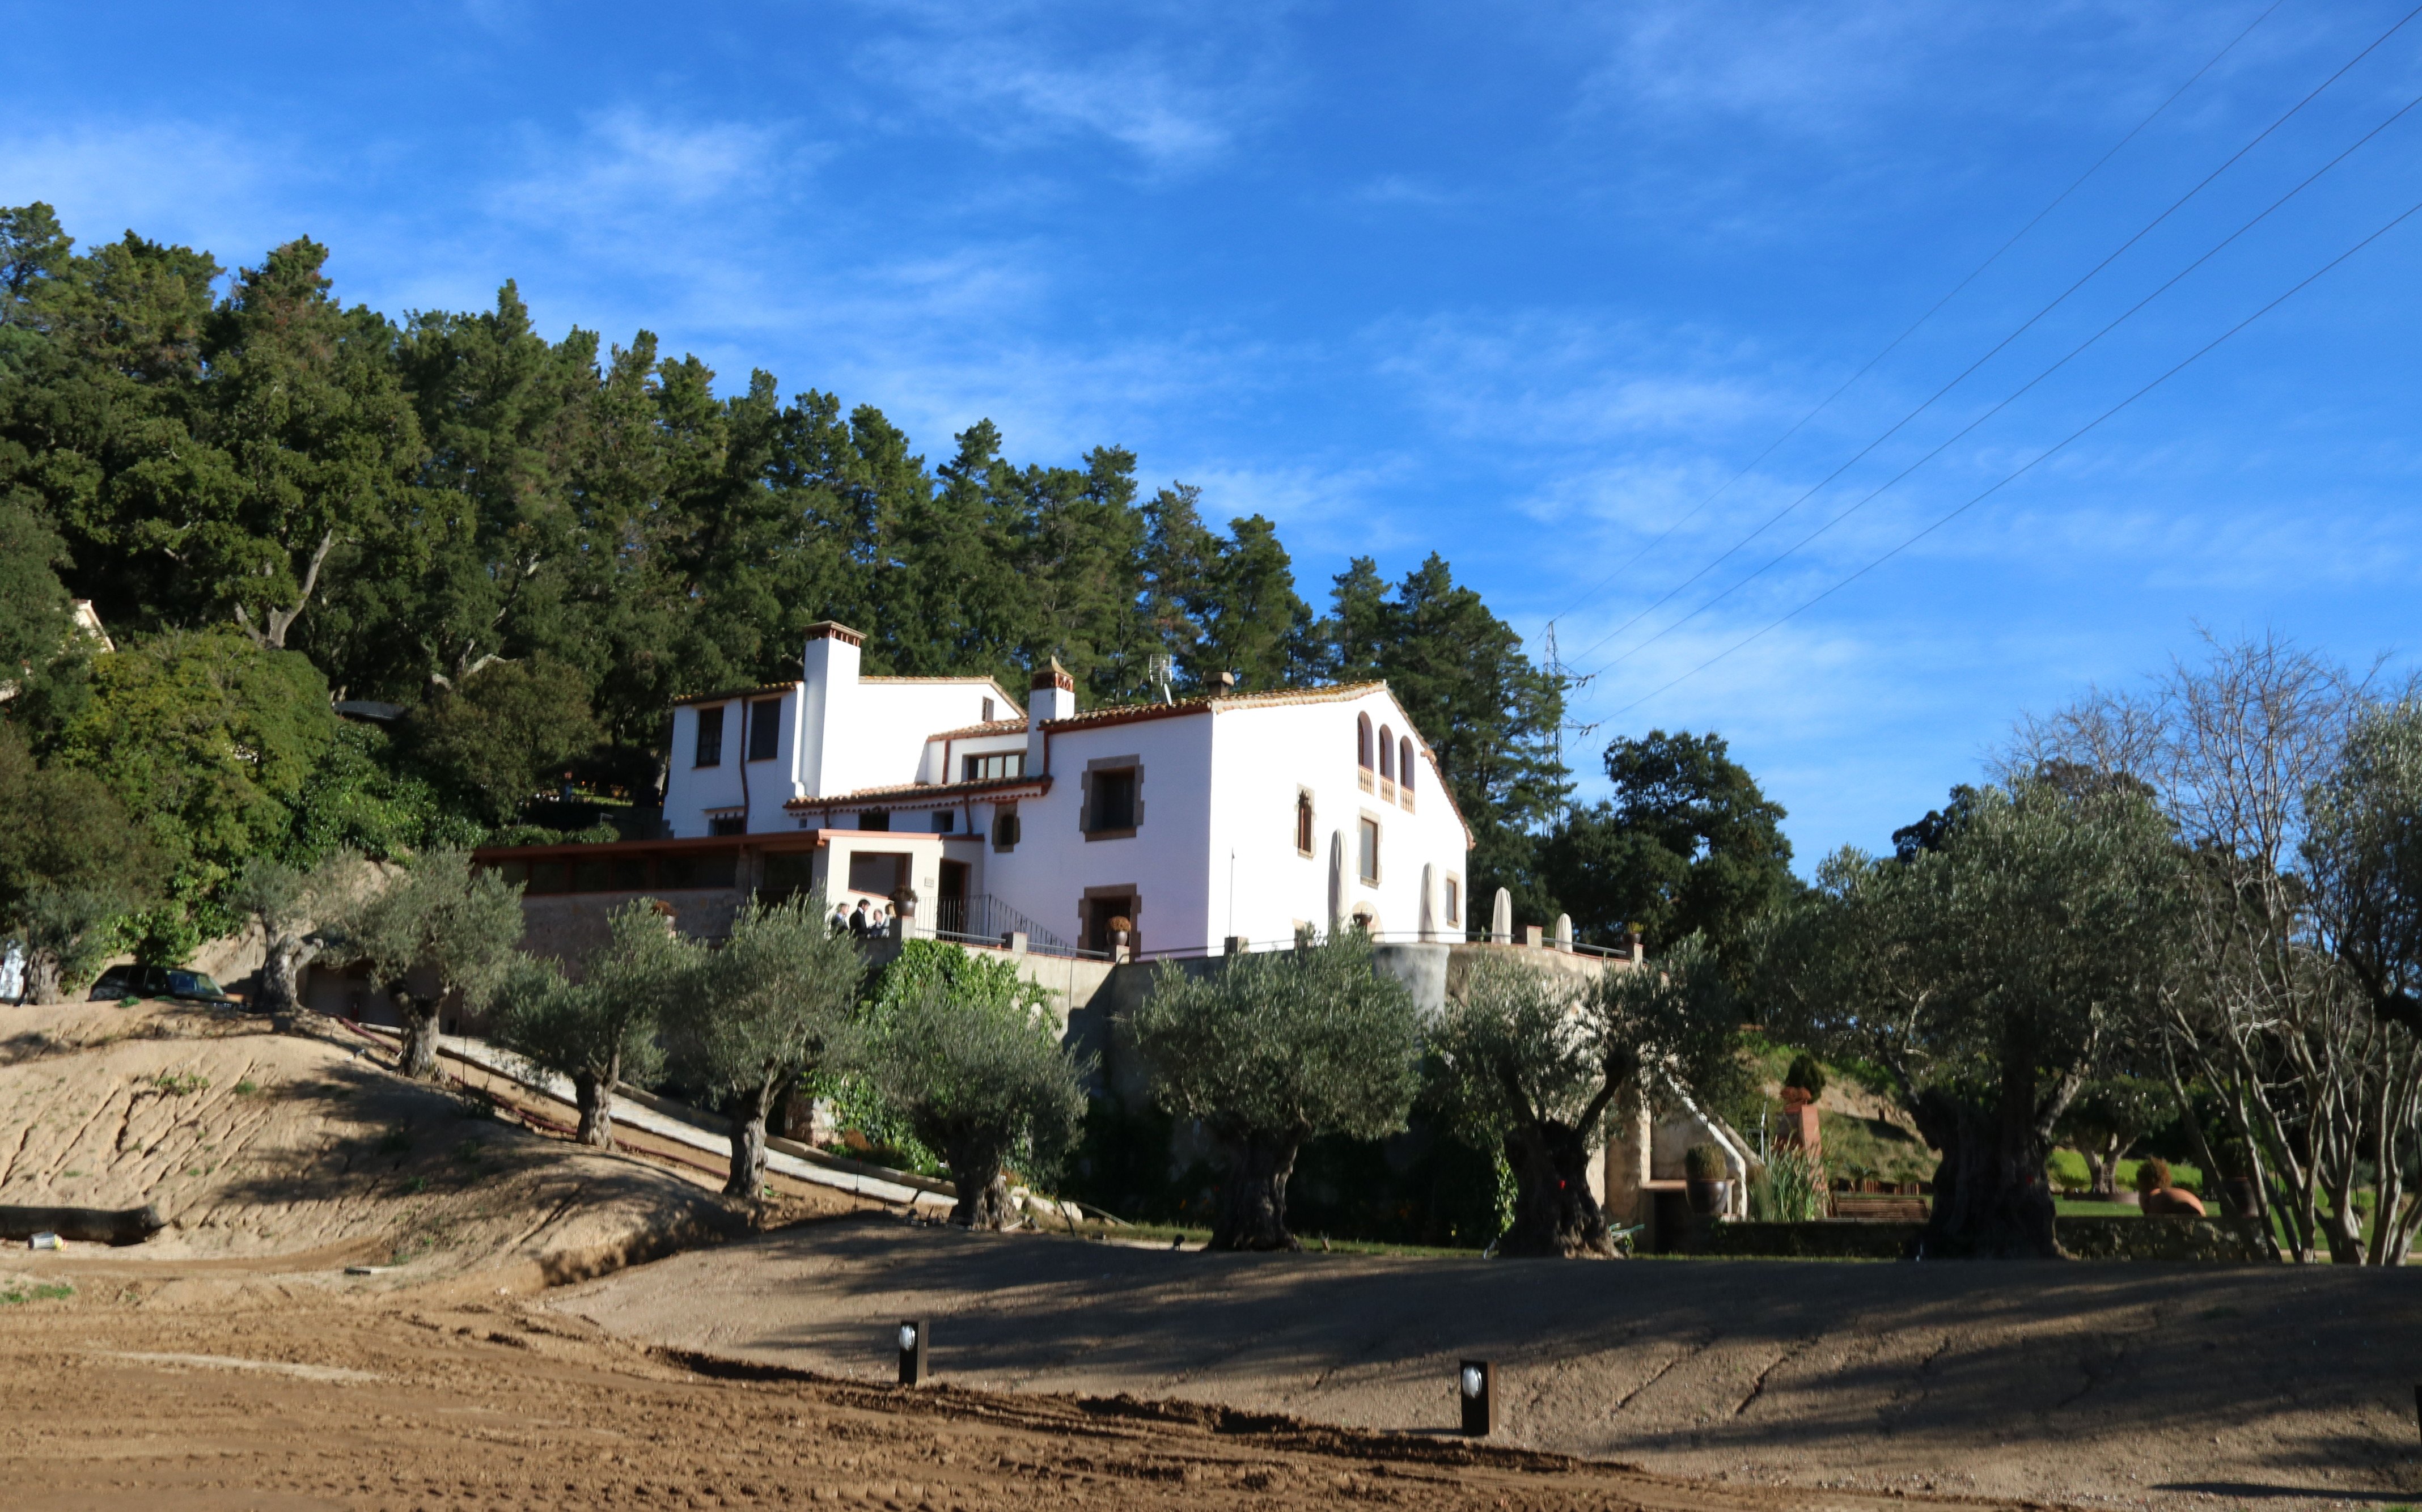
492, 110, 804, 224
840, 0, 1299, 172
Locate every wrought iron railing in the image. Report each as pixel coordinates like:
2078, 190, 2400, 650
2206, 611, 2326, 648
930, 894, 1092, 958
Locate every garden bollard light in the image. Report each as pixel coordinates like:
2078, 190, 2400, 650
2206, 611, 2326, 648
897, 1320, 929, 1386
1459, 1359, 1494, 1438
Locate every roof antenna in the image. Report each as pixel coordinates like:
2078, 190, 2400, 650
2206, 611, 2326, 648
1149, 652, 1175, 705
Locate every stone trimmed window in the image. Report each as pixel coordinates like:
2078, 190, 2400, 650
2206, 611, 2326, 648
694, 706, 725, 767
1295, 789, 1315, 857
1357, 815, 1381, 885
1081, 756, 1142, 840
1445, 876, 1461, 926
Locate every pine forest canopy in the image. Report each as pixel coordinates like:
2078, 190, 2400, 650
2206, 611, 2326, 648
0, 203, 1608, 950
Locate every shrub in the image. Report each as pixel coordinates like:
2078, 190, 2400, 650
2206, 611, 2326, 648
1782, 1052, 1828, 1100
1749, 1144, 1827, 1221
2135, 1156, 2173, 1194
1685, 1142, 1727, 1181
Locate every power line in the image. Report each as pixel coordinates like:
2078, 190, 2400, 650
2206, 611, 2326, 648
1602, 195, 2422, 722
1536, 0, 2288, 641
1560, 0, 2418, 672
1577, 79, 2422, 682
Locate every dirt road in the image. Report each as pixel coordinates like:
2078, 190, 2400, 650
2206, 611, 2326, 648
558, 1215, 2422, 1510
0, 1256, 2026, 1512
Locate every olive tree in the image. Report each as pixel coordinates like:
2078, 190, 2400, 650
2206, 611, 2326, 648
230, 852, 359, 1018
492, 899, 696, 1148
2054, 1075, 2175, 1201
669, 895, 865, 1197
865, 946, 1090, 1228
334, 848, 525, 1079
1429, 939, 1738, 1257
1125, 930, 1420, 1251
1754, 777, 2184, 1259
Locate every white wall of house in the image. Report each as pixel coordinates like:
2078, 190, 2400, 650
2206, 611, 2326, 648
663, 687, 804, 837
1209, 688, 1470, 949
984, 711, 1219, 955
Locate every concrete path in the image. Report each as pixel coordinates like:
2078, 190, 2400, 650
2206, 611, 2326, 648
555, 1214, 2422, 1511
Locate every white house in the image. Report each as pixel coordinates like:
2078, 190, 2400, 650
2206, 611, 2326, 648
657, 621, 1473, 957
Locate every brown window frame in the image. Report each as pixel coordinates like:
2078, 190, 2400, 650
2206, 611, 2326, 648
1080, 755, 1144, 841
694, 705, 725, 767
1357, 814, 1381, 886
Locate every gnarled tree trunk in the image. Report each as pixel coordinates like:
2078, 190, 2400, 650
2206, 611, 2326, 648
1909, 1086, 2060, 1259
574, 1067, 615, 1149
23, 951, 63, 1006
395, 990, 442, 1081
946, 1138, 1013, 1229
1212, 1132, 1302, 1250
259, 932, 320, 1018
726, 1079, 774, 1197
1501, 1120, 1616, 1257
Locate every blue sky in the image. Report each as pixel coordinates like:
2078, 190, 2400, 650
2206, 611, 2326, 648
11, 1, 2422, 866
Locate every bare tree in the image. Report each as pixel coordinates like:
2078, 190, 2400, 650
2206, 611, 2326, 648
2011, 632, 2421, 1264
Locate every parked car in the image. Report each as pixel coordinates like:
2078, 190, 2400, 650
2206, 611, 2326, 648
88, 964, 242, 1007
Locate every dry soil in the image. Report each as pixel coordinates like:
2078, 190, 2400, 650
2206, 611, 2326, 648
3, 1001, 2413, 1511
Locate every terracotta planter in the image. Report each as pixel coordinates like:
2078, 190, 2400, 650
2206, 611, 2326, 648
1686, 1179, 1731, 1217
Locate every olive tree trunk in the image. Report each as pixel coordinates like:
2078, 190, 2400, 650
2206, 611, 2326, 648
22, 951, 63, 1006
1212, 1133, 1302, 1251
1501, 1120, 1616, 1257
395, 990, 443, 1081
259, 933, 320, 1018
2084, 1134, 2123, 1202
945, 1136, 1014, 1229
1909, 1085, 2060, 1259
725, 1078, 775, 1197
574, 1065, 616, 1149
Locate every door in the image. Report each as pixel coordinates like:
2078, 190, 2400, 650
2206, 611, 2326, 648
938, 861, 969, 936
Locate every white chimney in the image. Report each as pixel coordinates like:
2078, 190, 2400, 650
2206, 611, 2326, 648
798, 621, 864, 799
1027, 657, 1075, 772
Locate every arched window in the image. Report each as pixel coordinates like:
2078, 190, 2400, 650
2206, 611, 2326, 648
1400, 738, 1416, 794
1356, 713, 1373, 769
1378, 725, 1395, 781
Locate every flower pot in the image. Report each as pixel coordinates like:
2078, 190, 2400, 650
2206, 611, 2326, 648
1686, 1179, 1730, 1217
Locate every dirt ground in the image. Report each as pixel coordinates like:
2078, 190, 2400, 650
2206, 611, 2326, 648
4, 1002, 2415, 1511
556, 1217, 2422, 1511
0, 1263, 2035, 1512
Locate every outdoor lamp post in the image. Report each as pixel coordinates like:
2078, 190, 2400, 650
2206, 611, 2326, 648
897, 1319, 929, 1386
1459, 1359, 1494, 1437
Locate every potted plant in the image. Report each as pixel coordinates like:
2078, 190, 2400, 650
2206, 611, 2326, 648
1684, 1142, 1731, 1217
1780, 1052, 1828, 1108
